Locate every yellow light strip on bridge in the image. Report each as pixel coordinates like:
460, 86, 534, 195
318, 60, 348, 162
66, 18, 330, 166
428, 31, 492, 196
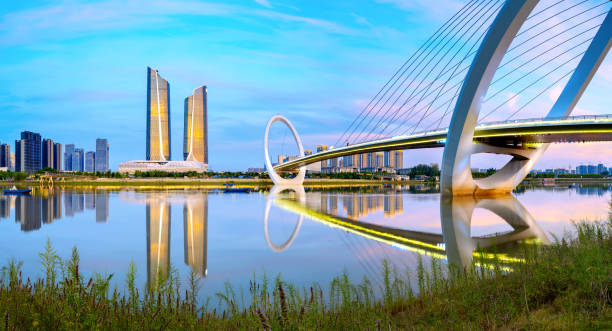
275, 199, 524, 265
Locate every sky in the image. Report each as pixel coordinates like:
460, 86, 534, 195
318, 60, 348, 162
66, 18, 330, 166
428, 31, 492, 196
0, 0, 610, 171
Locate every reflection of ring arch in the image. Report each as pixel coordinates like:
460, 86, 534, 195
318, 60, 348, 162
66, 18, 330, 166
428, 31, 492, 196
441, 2, 612, 196
263, 185, 306, 252
264, 115, 306, 185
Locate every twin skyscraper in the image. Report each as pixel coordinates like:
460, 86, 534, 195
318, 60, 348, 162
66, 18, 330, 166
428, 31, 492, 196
119, 67, 208, 173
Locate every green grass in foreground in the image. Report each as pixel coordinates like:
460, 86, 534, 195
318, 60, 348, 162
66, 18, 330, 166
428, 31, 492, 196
1, 217, 611, 330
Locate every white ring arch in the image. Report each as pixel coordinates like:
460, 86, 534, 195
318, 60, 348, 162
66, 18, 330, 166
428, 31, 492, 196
263, 185, 306, 252
264, 115, 306, 185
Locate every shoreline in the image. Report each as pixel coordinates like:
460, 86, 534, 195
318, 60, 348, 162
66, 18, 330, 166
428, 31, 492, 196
0, 177, 609, 189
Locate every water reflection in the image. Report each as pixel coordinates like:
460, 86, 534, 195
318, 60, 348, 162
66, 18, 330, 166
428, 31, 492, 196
266, 185, 551, 269
140, 192, 210, 285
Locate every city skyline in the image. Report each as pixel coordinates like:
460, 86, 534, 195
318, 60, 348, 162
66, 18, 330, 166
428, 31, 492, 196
0, 0, 610, 171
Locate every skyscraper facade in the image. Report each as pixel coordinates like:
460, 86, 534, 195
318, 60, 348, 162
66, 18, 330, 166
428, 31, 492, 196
95, 138, 109, 172
73, 148, 84, 172
183, 86, 208, 163
85, 151, 95, 172
146, 67, 171, 161
15, 131, 41, 173
0, 143, 10, 168
64, 144, 75, 171
42, 139, 54, 169
53, 143, 62, 171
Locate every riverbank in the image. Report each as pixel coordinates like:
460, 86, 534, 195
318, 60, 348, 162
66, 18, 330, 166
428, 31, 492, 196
1, 214, 609, 329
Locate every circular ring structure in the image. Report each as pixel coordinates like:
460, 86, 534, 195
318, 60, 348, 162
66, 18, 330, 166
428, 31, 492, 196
440, 2, 612, 196
263, 185, 306, 252
264, 115, 306, 185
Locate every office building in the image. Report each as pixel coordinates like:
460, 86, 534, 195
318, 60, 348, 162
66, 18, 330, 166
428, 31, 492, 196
384, 150, 404, 169
146, 67, 171, 161
42, 139, 54, 169
0, 143, 10, 168
85, 151, 95, 172
15, 131, 42, 173
53, 143, 62, 171
183, 86, 208, 164
73, 148, 84, 172
64, 144, 75, 171
95, 138, 109, 172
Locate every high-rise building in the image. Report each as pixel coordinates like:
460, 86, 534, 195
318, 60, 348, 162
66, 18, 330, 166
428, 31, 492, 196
183, 86, 208, 164
42, 139, 54, 169
64, 144, 75, 171
95, 138, 109, 172
317, 145, 329, 168
0, 143, 10, 168
53, 143, 62, 171
73, 148, 84, 172
85, 151, 95, 172
384, 150, 403, 169
146, 67, 171, 161
15, 131, 42, 173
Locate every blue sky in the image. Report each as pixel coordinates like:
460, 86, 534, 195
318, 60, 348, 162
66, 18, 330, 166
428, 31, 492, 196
0, 0, 610, 170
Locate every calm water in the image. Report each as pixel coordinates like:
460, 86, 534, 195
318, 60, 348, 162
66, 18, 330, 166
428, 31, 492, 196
0, 183, 609, 301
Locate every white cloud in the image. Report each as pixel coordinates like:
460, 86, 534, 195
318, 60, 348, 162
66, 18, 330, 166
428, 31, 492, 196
254, 0, 272, 9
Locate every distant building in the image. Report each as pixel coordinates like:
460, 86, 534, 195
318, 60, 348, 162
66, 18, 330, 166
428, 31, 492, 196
384, 150, 403, 169
85, 151, 95, 172
304, 149, 313, 156
15, 131, 42, 173
0, 143, 10, 169
183, 86, 208, 164
42, 139, 54, 169
73, 148, 84, 172
53, 143, 62, 171
64, 144, 75, 171
95, 138, 109, 172
146, 67, 171, 161
247, 167, 266, 173
317, 145, 329, 168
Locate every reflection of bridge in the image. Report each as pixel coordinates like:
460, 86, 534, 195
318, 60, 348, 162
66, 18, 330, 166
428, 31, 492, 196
263, 1, 611, 196
265, 187, 549, 269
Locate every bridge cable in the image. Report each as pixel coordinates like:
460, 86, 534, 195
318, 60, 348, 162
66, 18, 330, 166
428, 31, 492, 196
333, 0, 479, 148
409, 2, 607, 134
341, 0, 484, 146
362, 1, 501, 140
349, 0, 499, 144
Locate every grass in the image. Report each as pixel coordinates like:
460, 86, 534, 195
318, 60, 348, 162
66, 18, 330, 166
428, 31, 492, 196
1, 217, 611, 330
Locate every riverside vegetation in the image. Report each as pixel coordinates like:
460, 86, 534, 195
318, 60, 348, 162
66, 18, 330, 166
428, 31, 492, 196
1, 211, 611, 330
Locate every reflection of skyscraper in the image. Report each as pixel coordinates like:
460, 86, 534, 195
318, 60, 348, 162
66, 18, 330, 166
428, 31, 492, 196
183, 86, 208, 164
146, 67, 171, 161
0, 196, 10, 219
146, 199, 171, 286
74, 193, 84, 212
95, 191, 109, 223
42, 196, 54, 224
53, 192, 62, 219
329, 193, 338, 216
183, 195, 208, 276
64, 191, 74, 216
15, 196, 41, 231
85, 193, 95, 210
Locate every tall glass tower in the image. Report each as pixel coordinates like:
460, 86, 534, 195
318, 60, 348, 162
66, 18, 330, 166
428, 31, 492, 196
146, 67, 171, 161
95, 138, 109, 172
183, 86, 208, 163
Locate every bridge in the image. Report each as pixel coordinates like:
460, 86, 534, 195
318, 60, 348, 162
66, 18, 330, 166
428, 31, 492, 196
263, 0, 612, 196
274, 114, 612, 172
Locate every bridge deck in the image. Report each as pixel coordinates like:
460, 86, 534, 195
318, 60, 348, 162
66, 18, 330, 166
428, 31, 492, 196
275, 115, 612, 171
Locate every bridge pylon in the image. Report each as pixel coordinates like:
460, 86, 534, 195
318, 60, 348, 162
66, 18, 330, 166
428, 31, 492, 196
441, 1, 612, 196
